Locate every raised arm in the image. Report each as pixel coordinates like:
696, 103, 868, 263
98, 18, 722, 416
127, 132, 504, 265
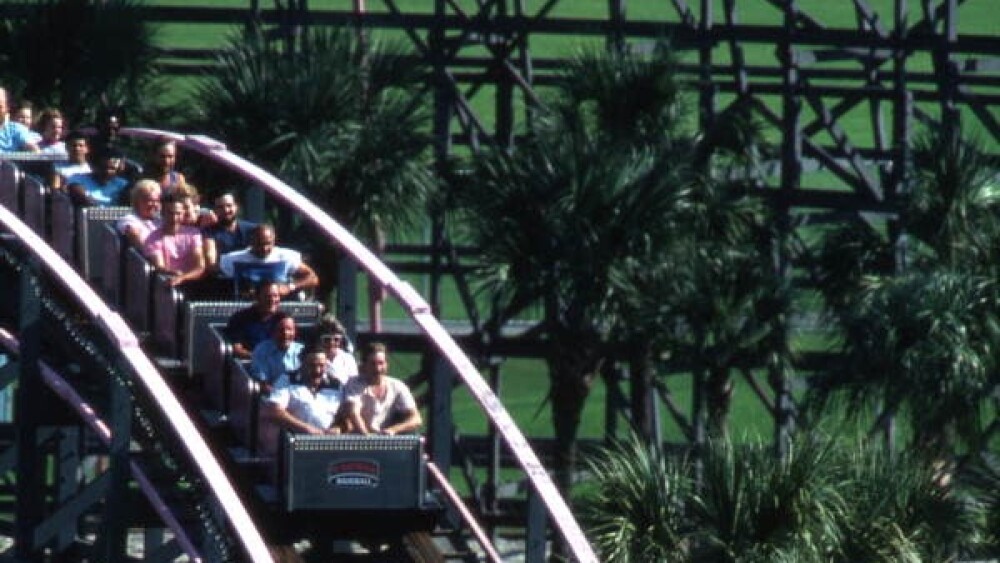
287, 262, 319, 295
203, 236, 219, 271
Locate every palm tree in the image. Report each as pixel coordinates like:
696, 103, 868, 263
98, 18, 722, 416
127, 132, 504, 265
580, 433, 984, 562
903, 128, 1000, 273
689, 436, 845, 562
0, 0, 161, 127
455, 43, 782, 490
810, 222, 894, 318
835, 442, 983, 562
579, 433, 690, 562
542, 43, 689, 441
629, 174, 784, 438
451, 43, 695, 490
811, 126, 1000, 460
962, 453, 1000, 556
196, 25, 436, 312
609, 101, 783, 440
553, 43, 682, 147
453, 121, 682, 491
812, 270, 999, 458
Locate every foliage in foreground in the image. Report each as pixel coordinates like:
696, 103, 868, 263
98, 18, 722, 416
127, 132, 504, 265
581, 435, 691, 562
580, 434, 984, 563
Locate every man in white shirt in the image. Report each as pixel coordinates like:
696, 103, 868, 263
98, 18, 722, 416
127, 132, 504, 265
343, 342, 421, 436
264, 350, 345, 435
218, 223, 319, 299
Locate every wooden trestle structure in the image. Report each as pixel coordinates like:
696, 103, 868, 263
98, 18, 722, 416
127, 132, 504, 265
0, 1, 996, 560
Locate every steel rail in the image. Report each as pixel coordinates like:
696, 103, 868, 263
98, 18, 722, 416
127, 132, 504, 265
426, 460, 503, 563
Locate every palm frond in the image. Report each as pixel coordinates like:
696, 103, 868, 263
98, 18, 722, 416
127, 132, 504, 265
690, 436, 845, 562
579, 434, 690, 562
904, 127, 1000, 270
811, 270, 999, 453
835, 442, 983, 561
196, 23, 435, 244
551, 42, 684, 145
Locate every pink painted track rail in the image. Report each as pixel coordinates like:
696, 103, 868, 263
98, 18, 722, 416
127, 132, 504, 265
122, 128, 599, 563
0, 204, 276, 563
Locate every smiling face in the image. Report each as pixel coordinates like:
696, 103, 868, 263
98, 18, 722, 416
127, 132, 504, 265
42, 117, 63, 143
250, 226, 276, 259
320, 332, 344, 356
361, 350, 388, 380
162, 200, 184, 231
273, 316, 296, 348
214, 194, 239, 226
95, 155, 122, 182
14, 108, 31, 128
138, 186, 161, 220
67, 137, 89, 163
303, 351, 328, 388
255, 282, 281, 315
180, 195, 199, 225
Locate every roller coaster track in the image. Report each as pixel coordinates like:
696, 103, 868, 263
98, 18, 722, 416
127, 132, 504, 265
0, 203, 269, 561
0, 128, 599, 562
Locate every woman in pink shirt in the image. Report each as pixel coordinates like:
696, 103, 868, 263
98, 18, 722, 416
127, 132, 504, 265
144, 196, 205, 287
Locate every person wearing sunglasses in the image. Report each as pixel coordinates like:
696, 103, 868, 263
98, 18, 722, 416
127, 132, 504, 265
315, 314, 357, 387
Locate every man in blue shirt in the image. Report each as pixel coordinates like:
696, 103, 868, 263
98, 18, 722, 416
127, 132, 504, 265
66, 148, 129, 207
200, 192, 257, 297
0, 88, 39, 153
249, 311, 304, 394
226, 281, 282, 360
204, 192, 257, 259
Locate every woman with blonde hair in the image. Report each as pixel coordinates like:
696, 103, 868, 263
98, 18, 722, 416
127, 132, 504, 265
116, 179, 162, 248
